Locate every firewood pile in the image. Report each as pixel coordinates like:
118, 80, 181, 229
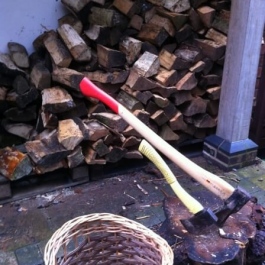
0, 0, 231, 180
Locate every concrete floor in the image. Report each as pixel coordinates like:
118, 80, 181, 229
1, 154, 265, 265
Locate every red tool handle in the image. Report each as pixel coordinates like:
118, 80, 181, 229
80, 77, 119, 113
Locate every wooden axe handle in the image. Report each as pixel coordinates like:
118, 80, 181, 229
139, 139, 204, 214
80, 77, 235, 200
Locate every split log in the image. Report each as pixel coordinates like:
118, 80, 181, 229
89, 6, 128, 29
163, 0, 191, 13
199, 74, 222, 88
180, 97, 208, 116
13, 75, 30, 95
174, 45, 202, 64
7, 42, 29, 68
151, 109, 169, 126
91, 112, 128, 132
52, 67, 83, 91
206, 99, 219, 116
126, 69, 157, 91
84, 25, 110, 46
163, 102, 178, 119
113, 0, 141, 18
61, 0, 91, 13
189, 60, 206, 73
197, 6, 216, 28
30, 62, 51, 90
34, 160, 67, 175
129, 14, 143, 30
176, 72, 198, 91
43, 31, 73, 67
105, 146, 127, 163
133, 51, 160, 77
189, 8, 204, 31
83, 145, 106, 165
58, 24, 91, 62
137, 23, 169, 47
0, 147, 32, 180
169, 110, 188, 131
155, 68, 179, 86
152, 84, 176, 98
67, 146, 85, 168
159, 124, 179, 141
119, 37, 142, 65
58, 14, 83, 35
25, 130, 71, 167
40, 110, 58, 129
122, 136, 141, 148
0, 53, 26, 77
2, 121, 35, 140
170, 90, 193, 106
153, 94, 169, 108
91, 139, 110, 157
202, 57, 214, 75
159, 49, 179, 70
156, 7, 188, 30
194, 38, 226, 61
149, 14, 175, 37
41, 87, 76, 113
206, 86, 221, 100
212, 9, 230, 35
116, 90, 144, 111
84, 70, 114, 84
175, 24, 193, 44
16, 87, 39, 109
205, 28, 227, 46
121, 85, 153, 104
192, 113, 217, 128
57, 118, 85, 150
97, 44, 126, 69
83, 119, 110, 141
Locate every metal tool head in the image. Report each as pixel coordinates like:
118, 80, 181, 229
214, 186, 251, 227
180, 208, 218, 234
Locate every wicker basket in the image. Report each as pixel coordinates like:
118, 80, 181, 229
44, 213, 174, 265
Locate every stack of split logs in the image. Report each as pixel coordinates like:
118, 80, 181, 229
0, 0, 230, 181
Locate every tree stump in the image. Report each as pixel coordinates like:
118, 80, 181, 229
158, 190, 265, 265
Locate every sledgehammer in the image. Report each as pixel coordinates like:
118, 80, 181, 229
77, 76, 251, 226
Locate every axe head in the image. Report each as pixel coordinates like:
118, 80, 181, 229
180, 208, 218, 234
214, 186, 251, 226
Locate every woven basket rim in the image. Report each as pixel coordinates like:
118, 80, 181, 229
44, 212, 173, 265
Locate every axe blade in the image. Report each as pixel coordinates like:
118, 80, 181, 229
214, 186, 252, 226
180, 208, 218, 234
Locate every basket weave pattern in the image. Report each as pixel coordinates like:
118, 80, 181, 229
44, 213, 173, 265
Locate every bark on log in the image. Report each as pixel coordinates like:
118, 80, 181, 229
0, 147, 32, 180
7, 42, 29, 68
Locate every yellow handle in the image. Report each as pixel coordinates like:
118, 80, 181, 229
139, 140, 204, 214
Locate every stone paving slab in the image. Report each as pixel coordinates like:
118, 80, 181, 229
1, 156, 265, 265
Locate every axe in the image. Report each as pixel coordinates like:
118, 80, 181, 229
77, 77, 251, 226
139, 139, 218, 233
